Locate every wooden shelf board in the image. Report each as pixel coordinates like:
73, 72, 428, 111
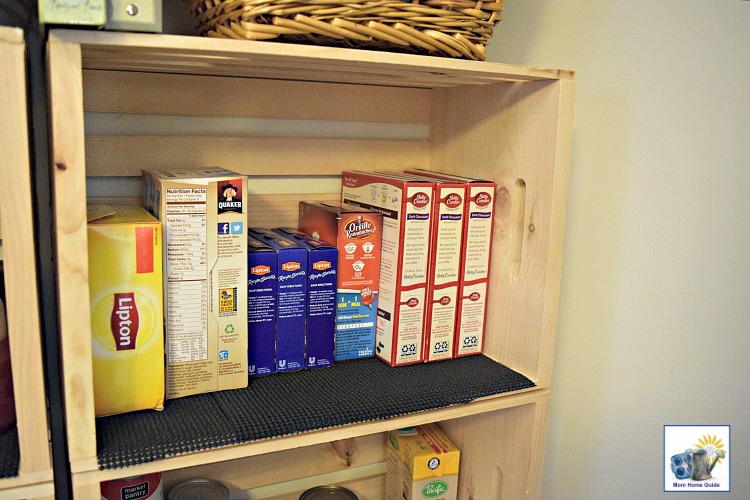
49, 30, 573, 87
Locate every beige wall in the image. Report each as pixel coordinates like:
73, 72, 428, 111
487, 2, 750, 498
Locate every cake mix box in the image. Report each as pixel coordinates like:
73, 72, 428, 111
385, 424, 461, 500
340, 171, 433, 366
273, 227, 337, 370
247, 235, 277, 377
248, 228, 306, 373
87, 204, 164, 416
387, 172, 466, 362
405, 169, 496, 357
142, 167, 248, 398
298, 201, 382, 361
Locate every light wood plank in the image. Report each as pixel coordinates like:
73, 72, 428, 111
83, 70, 431, 123
441, 394, 550, 499
85, 137, 430, 177
49, 30, 574, 86
47, 35, 98, 464
431, 79, 571, 386
0, 26, 53, 484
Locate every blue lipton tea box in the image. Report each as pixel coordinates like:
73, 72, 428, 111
249, 228, 306, 373
247, 235, 277, 377
273, 228, 337, 370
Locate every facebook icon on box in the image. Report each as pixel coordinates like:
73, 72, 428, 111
218, 222, 231, 235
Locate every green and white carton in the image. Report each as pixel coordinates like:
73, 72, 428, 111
385, 423, 461, 500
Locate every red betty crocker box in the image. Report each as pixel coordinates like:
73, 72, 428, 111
385, 171, 466, 362
405, 169, 496, 357
341, 171, 433, 366
298, 201, 382, 361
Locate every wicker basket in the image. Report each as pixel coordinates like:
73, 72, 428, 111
188, 0, 504, 60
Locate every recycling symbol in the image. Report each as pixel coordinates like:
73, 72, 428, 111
224, 324, 235, 334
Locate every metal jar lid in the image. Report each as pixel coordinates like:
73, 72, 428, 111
299, 485, 359, 499
167, 479, 230, 500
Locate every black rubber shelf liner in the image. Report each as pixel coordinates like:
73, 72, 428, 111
0, 426, 19, 479
96, 355, 534, 470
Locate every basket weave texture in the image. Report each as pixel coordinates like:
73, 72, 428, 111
188, 0, 504, 60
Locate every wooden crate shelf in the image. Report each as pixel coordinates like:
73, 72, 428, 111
46, 29, 574, 498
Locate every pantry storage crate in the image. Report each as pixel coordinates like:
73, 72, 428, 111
46, 29, 573, 498
188, 0, 504, 60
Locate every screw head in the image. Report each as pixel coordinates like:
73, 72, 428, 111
125, 3, 139, 16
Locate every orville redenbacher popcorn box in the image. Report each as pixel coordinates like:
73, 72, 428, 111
385, 424, 461, 500
87, 204, 164, 416
143, 167, 248, 399
341, 171, 433, 366
405, 169, 496, 357
298, 201, 382, 361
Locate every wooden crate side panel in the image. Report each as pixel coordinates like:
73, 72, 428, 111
430, 80, 568, 384
83, 70, 431, 123
47, 37, 98, 464
0, 27, 52, 477
440, 393, 550, 499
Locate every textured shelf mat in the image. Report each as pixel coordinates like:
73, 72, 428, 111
96, 355, 534, 469
0, 426, 19, 479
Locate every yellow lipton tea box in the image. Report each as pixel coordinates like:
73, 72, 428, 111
385, 424, 461, 500
87, 205, 164, 417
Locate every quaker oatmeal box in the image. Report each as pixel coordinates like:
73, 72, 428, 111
143, 167, 248, 399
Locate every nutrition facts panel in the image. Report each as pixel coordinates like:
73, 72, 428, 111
165, 189, 209, 362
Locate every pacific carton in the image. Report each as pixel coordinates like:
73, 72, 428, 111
87, 204, 164, 416
142, 167, 248, 398
298, 201, 382, 361
249, 228, 306, 373
405, 169, 496, 357
385, 424, 461, 500
247, 236, 277, 377
341, 171, 433, 366
273, 227, 337, 370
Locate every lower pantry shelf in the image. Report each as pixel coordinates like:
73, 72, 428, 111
93, 355, 535, 472
0, 427, 19, 479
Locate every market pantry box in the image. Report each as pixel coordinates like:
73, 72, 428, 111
340, 171, 433, 366
143, 167, 248, 399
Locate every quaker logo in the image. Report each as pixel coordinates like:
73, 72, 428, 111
469, 291, 481, 301
313, 260, 331, 271
345, 216, 377, 239
218, 180, 243, 214
474, 191, 493, 207
439, 296, 451, 306
110, 293, 139, 351
410, 191, 430, 208
444, 193, 463, 209
282, 262, 301, 272
406, 297, 419, 307
251, 265, 271, 275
